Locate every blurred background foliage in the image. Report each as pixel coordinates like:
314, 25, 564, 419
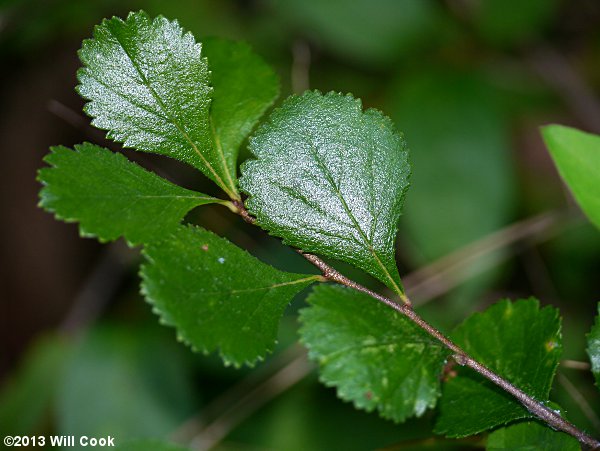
1, 0, 600, 449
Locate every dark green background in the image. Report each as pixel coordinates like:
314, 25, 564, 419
1, 0, 599, 449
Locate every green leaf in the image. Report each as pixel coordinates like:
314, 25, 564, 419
115, 440, 190, 451
240, 91, 410, 296
391, 72, 514, 263
474, 0, 559, 46
271, 0, 442, 65
77, 11, 238, 198
586, 303, 600, 388
141, 225, 320, 366
486, 420, 580, 450
57, 326, 196, 442
542, 125, 600, 230
38, 143, 223, 245
203, 38, 279, 181
435, 299, 562, 437
299, 284, 450, 422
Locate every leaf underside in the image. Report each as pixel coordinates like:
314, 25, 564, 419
38, 143, 220, 245
240, 90, 410, 295
141, 225, 318, 367
435, 299, 562, 437
300, 284, 450, 422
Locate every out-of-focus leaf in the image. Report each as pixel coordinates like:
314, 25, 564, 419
77, 11, 238, 198
114, 439, 190, 451
56, 326, 196, 442
435, 299, 562, 437
542, 125, 600, 230
271, 0, 441, 64
391, 72, 514, 263
587, 303, 600, 388
38, 144, 223, 245
486, 420, 579, 450
241, 91, 410, 296
203, 38, 279, 180
229, 377, 452, 450
299, 285, 450, 422
141, 225, 319, 367
474, 0, 559, 46
0, 335, 71, 437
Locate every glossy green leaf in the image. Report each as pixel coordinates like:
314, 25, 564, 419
57, 326, 196, 442
38, 143, 222, 245
240, 91, 410, 296
542, 125, 600, 230
486, 420, 579, 450
141, 225, 320, 366
299, 284, 450, 422
435, 299, 562, 437
204, 38, 279, 181
77, 11, 237, 198
115, 440, 190, 451
586, 303, 600, 388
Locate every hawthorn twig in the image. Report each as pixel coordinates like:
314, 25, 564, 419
233, 201, 600, 449
173, 211, 576, 449
304, 252, 600, 449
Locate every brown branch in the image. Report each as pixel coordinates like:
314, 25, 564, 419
233, 202, 600, 449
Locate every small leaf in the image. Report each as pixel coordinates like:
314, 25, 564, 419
38, 144, 222, 245
586, 303, 600, 388
435, 299, 562, 437
77, 11, 238, 198
204, 38, 280, 181
141, 225, 320, 366
542, 125, 600, 230
299, 284, 450, 422
486, 420, 580, 451
240, 91, 410, 296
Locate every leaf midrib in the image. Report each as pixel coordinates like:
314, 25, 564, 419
306, 141, 402, 295
200, 275, 320, 297
210, 118, 238, 198
107, 26, 238, 199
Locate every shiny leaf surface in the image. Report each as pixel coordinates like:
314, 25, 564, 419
240, 91, 410, 295
77, 11, 237, 198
